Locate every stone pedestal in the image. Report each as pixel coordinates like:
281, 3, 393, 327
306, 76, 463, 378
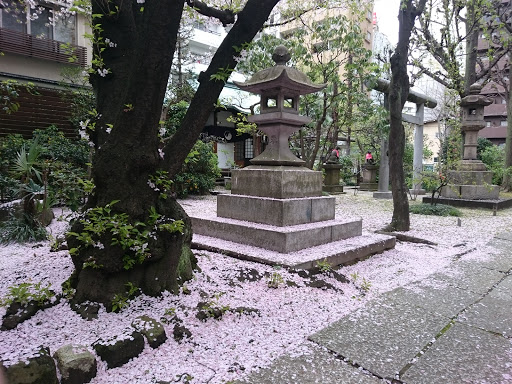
441, 160, 499, 200
323, 164, 344, 194
360, 164, 378, 191
231, 165, 322, 198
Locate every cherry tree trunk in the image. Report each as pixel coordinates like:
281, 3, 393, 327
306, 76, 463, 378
387, 0, 426, 231
66, 0, 280, 309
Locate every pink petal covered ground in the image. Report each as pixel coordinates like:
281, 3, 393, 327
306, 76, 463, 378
1, 192, 511, 383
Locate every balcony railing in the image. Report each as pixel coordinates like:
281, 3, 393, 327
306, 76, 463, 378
0, 27, 87, 67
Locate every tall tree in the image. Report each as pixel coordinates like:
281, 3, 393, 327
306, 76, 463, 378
411, 0, 508, 97
490, 1, 512, 190
64, 0, 281, 308
387, 0, 427, 231
413, 0, 512, 189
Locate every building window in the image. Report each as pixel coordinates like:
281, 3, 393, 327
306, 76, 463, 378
501, 120, 507, 126
0, 1, 76, 44
365, 31, 372, 42
244, 138, 254, 158
234, 141, 244, 161
486, 121, 491, 127
502, 98, 507, 104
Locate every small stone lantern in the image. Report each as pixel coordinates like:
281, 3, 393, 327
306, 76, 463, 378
460, 83, 493, 160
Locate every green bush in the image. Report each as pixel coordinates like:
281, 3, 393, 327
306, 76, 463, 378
33, 125, 90, 166
477, 137, 493, 160
0, 126, 90, 208
0, 213, 48, 244
410, 203, 462, 217
480, 144, 504, 185
172, 141, 220, 198
338, 156, 354, 184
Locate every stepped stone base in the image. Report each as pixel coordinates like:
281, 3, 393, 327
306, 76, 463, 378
441, 184, 499, 200
447, 170, 493, 185
217, 194, 335, 226
373, 191, 393, 199
441, 160, 499, 200
231, 166, 322, 199
360, 182, 378, 191
422, 196, 512, 210
191, 233, 396, 270
323, 185, 344, 194
191, 215, 362, 253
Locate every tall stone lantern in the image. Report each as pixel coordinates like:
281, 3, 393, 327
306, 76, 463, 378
229, 45, 326, 200
441, 83, 499, 200
216, 45, 341, 228
189, 45, 395, 265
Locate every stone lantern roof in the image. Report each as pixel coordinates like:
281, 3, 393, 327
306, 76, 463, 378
460, 83, 493, 108
234, 45, 326, 95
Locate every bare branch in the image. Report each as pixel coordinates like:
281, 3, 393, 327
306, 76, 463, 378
185, 0, 235, 26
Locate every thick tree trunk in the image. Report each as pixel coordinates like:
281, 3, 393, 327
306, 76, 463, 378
67, 0, 280, 309
386, 0, 426, 232
504, 62, 512, 191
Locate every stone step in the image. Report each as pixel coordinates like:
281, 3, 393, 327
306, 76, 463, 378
441, 184, 499, 200
217, 194, 335, 226
191, 232, 395, 270
191, 215, 363, 253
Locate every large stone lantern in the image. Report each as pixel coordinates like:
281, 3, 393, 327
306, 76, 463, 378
187, 46, 395, 267
228, 45, 326, 199
441, 83, 499, 200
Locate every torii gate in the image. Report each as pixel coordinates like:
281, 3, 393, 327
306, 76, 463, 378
371, 79, 437, 198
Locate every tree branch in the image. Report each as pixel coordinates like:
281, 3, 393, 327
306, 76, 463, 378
185, 0, 235, 26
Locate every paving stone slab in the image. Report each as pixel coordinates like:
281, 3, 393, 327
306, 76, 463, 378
474, 238, 512, 272
384, 281, 481, 319
308, 299, 448, 379
429, 261, 504, 295
495, 275, 512, 297
495, 231, 512, 242
402, 322, 512, 383
459, 288, 512, 337
237, 342, 385, 384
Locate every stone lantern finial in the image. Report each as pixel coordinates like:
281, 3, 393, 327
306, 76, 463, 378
272, 45, 291, 65
469, 82, 483, 95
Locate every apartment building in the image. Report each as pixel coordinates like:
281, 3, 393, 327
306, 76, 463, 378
0, 1, 91, 138
477, 2, 510, 146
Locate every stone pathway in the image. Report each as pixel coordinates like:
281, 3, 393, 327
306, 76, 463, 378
238, 233, 512, 383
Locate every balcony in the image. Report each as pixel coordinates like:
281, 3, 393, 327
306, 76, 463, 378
0, 27, 87, 67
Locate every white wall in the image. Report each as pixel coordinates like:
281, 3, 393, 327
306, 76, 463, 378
216, 142, 235, 169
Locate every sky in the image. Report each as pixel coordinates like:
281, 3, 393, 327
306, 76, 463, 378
373, 0, 401, 45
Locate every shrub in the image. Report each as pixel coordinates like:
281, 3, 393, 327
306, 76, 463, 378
0, 126, 90, 209
410, 203, 462, 217
0, 213, 47, 244
338, 156, 354, 184
173, 141, 220, 198
480, 144, 504, 185
33, 125, 90, 166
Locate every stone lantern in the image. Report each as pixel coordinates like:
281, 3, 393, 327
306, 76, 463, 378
188, 45, 395, 267
460, 83, 493, 161
228, 45, 326, 200
441, 83, 499, 200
